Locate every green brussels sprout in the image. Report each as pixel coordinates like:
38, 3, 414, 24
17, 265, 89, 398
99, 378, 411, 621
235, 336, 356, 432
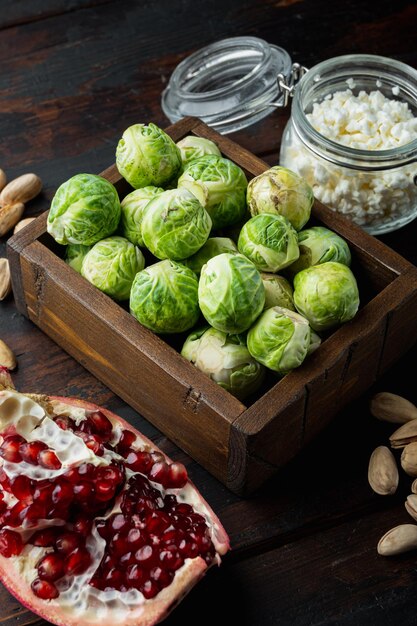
293, 262, 360, 331
47, 174, 121, 245
307, 330, 322, 356
141, 188, 212, 260
247, 166, 313, 231
247, 306, 311, 373
81, 236, 145, 301
181, 326, 265, 400
198, 253, 265, 334
183, 237, 238, 275
237, 214, 299, 273
288, 226, 351, 276
120, 186, 164, 247
130, 260, 199, 334
65, 244, 91, 273
116, 123, 182, 189
178, 155, 248, 230
177, 136, 221, 168
261, 273, 295, 310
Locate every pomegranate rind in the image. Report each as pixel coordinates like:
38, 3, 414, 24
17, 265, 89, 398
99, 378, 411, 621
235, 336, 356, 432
0, 392, 230, 626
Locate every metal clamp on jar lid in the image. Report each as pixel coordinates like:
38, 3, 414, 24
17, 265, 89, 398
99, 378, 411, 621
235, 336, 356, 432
161, 36, 304, 134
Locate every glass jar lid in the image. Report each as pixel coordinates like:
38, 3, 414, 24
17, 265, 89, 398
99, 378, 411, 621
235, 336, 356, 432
161, 36, 292, 134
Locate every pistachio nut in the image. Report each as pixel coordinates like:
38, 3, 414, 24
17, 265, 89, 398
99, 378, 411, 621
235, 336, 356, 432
370, 392, 417, 424
405, 494, 417, 522
412, 479, 417, 495
0, 202, 25, 237
377, 524, 417, 556
368, 446, 399, 495
0, 258, 11, 301
390, 419, 417, 449
401, 442, 417, 477
0, 339, 17, 370
13, 217, 35, 234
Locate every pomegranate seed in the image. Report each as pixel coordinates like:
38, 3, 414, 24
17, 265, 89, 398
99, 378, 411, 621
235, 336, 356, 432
96, 519, 110, 540
162, 529, 182, 546
0, 501, 6, 514
126, 563, 145, 588
150, 566, 174, 588
159, 547, 184, 571
20, 441, 47, 465
110, 533, 129, 556
88, 411, 113, 438
10, 475, 33, 500
0, 529, 23, 557
33, 481, 54, 504
0, 468, 11, 492
109, 514, 128, 532
52, 478, 73, 505
37, 553, 65, 582
116, 429, 136, 452
0, 435, 25, 462
78, 433, 104, 456
146, 511, 171, 534
96, 465, 124, 484
179, 539, 199, 558
126, 528, 146, 549
135, 544, 156, 567
65, 547, 91, 576
38, 450, 61, 469
56, 532, 82, 554
95, 480, 116, 502
135, 497, 157, 515
104, 567, 123, 588
54, 415, 76, 430
140, 579, 159, 599
149, 461, 170, 487
175, 503, 193, 515
73, 515, 93, 536
73, 481, 94, 501
120, 551, 134, 565
5, 501, 28, 527
78, 463, 95, 479
29, 528, 60, 547
125, 451, 153, 474
22, 502, 47, 526
31, 578, 59, 599
78, 420, 94, 434
167, 462, 188, 489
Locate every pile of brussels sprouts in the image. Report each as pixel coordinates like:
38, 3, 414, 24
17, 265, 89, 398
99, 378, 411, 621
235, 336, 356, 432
47, 123, 360, 401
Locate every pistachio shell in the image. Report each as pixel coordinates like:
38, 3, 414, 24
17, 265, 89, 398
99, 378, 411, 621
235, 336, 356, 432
368, 446, 399, 495
370, 392, 417, 424
390, 419, 417, 449
401, 442, 417, 477
405, 494, 417, 522
377, 524, 417, 556
0, 258, 11, 301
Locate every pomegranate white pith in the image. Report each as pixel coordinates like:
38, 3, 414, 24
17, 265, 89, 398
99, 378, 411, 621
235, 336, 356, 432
0, 379, 229, 626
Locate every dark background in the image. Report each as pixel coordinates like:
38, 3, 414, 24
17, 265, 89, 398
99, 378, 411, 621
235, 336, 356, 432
1, 1, 417, 625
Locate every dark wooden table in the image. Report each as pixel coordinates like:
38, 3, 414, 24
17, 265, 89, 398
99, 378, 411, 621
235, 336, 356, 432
1, 1, 417, 624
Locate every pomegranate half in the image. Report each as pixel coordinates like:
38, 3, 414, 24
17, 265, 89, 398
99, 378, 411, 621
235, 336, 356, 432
0, 368, 229, 625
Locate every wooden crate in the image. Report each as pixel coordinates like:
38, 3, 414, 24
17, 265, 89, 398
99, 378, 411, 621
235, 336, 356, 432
7, 117, 417, 495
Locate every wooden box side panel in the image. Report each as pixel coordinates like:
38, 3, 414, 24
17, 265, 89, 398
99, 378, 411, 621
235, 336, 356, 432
18, 242, 246, 483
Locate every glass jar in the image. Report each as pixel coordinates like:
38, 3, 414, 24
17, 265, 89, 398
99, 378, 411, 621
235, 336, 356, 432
280, 54, 417, 235
161, 36, 292, 134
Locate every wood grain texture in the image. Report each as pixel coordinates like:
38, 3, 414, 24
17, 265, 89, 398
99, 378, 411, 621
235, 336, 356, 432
1, 0, 417, 624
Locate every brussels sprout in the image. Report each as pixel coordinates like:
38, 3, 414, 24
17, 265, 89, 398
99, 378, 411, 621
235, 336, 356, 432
178, 155, 248, 229
81, 236, 145, 301
65, 244, 91, 273
293, 262, 360, 331
247, 306, 311, 373
130, 260, 199, 334
181, 326, 265, 400
177, 136, 221, 167
261, 273, 295, 310
237, 214, 299, 273
141, 188, 211, 260
198, 253, 265, 334
307, 330, 321, 356
183, 237, 238, 275
288, 226, 351, 276
116, 123, 182, 189
120, 186, 164, 247
47, 174, 121, 245
247, 166, 313, 231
